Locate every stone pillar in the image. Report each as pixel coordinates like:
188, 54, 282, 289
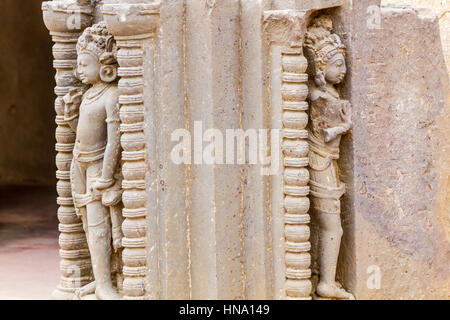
240, 0, 273, 300
42, 0, 94, 300
103, 0, 161, 300
185, 0, 243, 299
155, 0, 190, 300
263, 9, 312, 300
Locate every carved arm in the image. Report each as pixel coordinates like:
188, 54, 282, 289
95, 93, 121, 190
323, 101, 353, 142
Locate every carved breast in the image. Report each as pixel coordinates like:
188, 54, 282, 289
310, 93, 346, 131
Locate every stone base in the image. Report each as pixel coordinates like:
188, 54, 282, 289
312, 293, 355, 301
52, 288, 75, 301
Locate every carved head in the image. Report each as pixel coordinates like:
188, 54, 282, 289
76, 21, 117, 85
304, 15, 346, 89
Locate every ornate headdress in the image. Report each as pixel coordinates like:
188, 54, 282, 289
76, 21, 117, 65
304, 15, 346, 73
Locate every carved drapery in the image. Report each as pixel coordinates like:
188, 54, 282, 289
42, 0, 94, 299
103, 2, 160, 300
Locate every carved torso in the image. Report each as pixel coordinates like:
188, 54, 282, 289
75, 85, 119, 161
309, 86, 348, 150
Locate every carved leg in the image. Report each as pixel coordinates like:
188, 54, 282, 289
310, 154, 354, 300
86, 209, 118, 300
85, 161, 120, 300
315, 210, 353, 300
316, 206, 342, 284
71, 159, 88, 240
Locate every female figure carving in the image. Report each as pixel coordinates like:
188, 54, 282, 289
304, 15, 354, 300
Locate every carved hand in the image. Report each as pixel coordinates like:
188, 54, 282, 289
92, 178, 115, 193
323, 127, 343, 143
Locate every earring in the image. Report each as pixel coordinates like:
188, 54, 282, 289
100, 65, 117, 83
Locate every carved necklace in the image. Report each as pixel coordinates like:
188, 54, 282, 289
83, 83, 111, 104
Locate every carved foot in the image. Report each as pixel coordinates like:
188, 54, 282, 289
95, 284, 121, 300
316, 281, 355, 300
73, 281, 96, 300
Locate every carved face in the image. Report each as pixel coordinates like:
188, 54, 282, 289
325, 53, 346, 84
77, 52, 101, 85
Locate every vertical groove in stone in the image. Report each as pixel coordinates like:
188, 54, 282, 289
281, 47, 312, 300
52, 32, 92, 297
210, 0, 243, 300
182, 0, 193, 300
185, 0, 218, 299
117, 38, 149, 299
240, 0, 272, 300
238, 0, 247, 301
157, 0, 190, 299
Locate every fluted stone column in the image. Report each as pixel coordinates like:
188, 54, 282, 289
184, 0, 244, 300
240, 0, 273, 300
103, 0, 161, 300
42, 0, 94, 300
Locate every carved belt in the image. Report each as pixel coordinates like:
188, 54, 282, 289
73, 143, 106, 163
309, 179, 346, 200
73, 192, 101, 210
308, 134, 340, 171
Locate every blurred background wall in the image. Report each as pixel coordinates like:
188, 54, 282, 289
0, 0, 55, 186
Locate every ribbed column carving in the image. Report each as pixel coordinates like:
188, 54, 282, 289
117, 38, 148, 299
103, 2, 160, 299
264, 9, 312, 300
42, 0, 94, 299
281, 48, 312, 299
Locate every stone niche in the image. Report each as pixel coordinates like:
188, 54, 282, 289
41, 0, 449, 300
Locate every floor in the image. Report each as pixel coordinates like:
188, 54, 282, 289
0, 185, 60, 300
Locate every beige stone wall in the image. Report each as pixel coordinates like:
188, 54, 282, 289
0, 0, 55, 185
382, 0, 450, 72
333, 0, 450, 299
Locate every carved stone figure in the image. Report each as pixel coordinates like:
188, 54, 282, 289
63, 21, 123, 300
304, 15, 354, 300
